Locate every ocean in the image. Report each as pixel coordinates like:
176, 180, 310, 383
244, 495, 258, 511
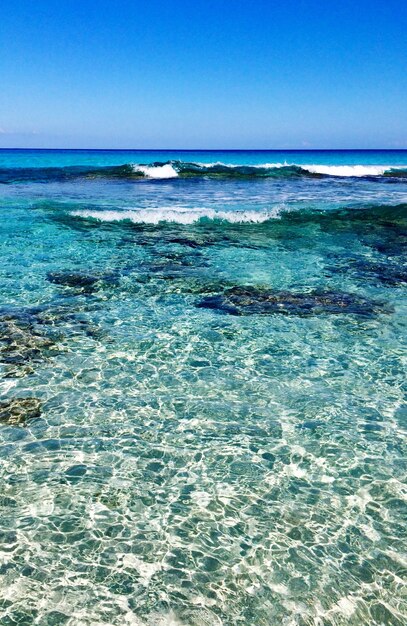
0, 149, 406, 626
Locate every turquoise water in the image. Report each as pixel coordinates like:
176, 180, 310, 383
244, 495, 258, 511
0, 150, 406, 626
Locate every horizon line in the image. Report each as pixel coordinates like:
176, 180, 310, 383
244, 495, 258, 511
0, 147, 407, 152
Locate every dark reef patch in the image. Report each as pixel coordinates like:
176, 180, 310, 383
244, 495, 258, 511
0, 303, 103, 377
47, 271, 100, 292
0, 310, 57, 368
165, 237, 204, 249
118, 230, 236, 249
196, 286, 389, 317
118, 229, 270, 252
46, 270, 122, 295
0, 398, 42, 426
327, 256, 407, 287
315, 205, 406, 257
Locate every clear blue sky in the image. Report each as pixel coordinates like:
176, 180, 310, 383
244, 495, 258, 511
1, 0, 406, 149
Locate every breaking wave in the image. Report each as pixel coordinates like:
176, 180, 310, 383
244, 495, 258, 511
1, 161, 407, 183
135, 163, 179, 179
70, 207, 284, 225
68, 201, 407, 226
133, 161, 407, 179
302, 164, 407, 177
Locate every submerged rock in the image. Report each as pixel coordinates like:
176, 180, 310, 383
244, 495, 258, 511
0, 312, 56, 367
327, 255, 407, 287
166, 237, 204, 248
0, 292, 108, 384
47, 271, 100, 292
349, 259, 407, 286
0, 303, 102, 377
46, 269, 122, 295
0, 398, 42, 426
196, 286, 388, 317
137, 252, 209, 284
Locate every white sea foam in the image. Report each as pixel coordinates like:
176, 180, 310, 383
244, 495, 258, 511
70, 207, 283, 224
132, 163, 179, 178
334, 596, 358, 617
302, 164, 398, 177
194, 161, 287, 168
194, 161, 232, 167
256, 162, 288, 168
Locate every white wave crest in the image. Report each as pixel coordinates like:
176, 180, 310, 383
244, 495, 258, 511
194, 161, 287, 168
302, 164, 393, 177
255, 162, 288, 168
132, 164, 179, 179
70, 207, 283, 225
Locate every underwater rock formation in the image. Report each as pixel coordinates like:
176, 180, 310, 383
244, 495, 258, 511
329, 257, 407, 287
354, 261, 407, 287
0, 303, 103, 378
46, 269, 122, 294
47, 271, 100, 292
0, 311, 56, 367
196, 286, 389, 317
354, 260, 407, 286
0, 397, 42, 426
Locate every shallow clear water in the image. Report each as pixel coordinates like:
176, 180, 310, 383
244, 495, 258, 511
0, 150, 406, 626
